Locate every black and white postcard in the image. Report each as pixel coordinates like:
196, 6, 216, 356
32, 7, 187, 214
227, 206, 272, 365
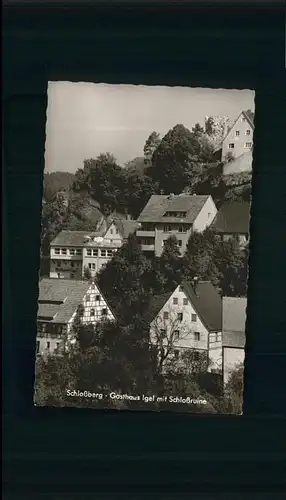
34, 82, 254, 414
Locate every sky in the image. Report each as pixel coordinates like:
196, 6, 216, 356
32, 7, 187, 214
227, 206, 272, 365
45, 82, 255, 173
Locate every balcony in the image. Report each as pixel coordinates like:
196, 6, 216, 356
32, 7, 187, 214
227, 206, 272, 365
141, 244, 155, 252
136, 229, 155, 238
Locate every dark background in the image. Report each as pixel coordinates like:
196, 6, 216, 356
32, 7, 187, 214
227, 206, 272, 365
3, 2, 286, 498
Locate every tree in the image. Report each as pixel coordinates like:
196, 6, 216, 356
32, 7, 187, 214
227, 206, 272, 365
159, 236, 182, 292
150, 124, 201, 194
83, 266, 92, 280
223, 363, 244, 414
183, 229, 221, 287
43, 171, 75, 202
124, 169, 158, 219
96, 233, 152, 322
191, 123, 205, 138
214, 239, 248, 297
143, 131, 161, 165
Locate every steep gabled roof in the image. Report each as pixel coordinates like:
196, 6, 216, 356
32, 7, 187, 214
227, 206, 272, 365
137, 194, 210, 224
222, 110, 254, 144
182, 281, 222, 332
147, 281, 222, 332
210, 202, 250, 234
38, 279, 92, 323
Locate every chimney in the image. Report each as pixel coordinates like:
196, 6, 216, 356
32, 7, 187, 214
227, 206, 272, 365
192, 276, 199, 294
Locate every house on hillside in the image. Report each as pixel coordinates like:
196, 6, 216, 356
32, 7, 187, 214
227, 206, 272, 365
36, 278, 115, 356
210, 201, 250, 247
49, 217, 138, 278
221, 110, 254, 162
136, 193, 217, 257
148, 279, 222, 374
222, 297, 247, 386
223, 150, 253, 176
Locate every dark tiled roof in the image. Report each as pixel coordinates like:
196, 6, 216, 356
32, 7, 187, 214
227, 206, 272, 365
38, 278, 91, 324
182, 281, 222, 332
144, 292, 174, 324
137, 194, 210, 224
114, 219, 140, 239
51, 230, 105, 247
210, 202, 250, 234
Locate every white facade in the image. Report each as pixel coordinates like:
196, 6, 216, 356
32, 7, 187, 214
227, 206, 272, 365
138, 195, 217, 257
221, 112, 254, 161
150, 285, 221, 372
50, 225, 123, 279
223, 347, 245, 386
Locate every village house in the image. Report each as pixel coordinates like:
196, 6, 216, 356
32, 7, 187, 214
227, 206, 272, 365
49, 217, 139, 278
148, 279, 222, 373
221, 110, 254, 162
136, 194, 217, 257
210, 201, 250, 247
222, 297, 247, 386
36, 278, 115, 356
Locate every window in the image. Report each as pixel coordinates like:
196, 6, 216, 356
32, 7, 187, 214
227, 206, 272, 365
183, 298, 188, 306
116, 228, 119, 234
56, 342, 60, 351
242, 116, 246, 122
36, 341, 40, 354
177, 313, 183, 322
235, 130, 240, 136
245, 142, 252, 148
102, 308, 107, 316
191, 313, 197, 322
88, 263, 92, 269
55, 248, 60, 254
179, 286, 184, 292
215, 332, 219, 342
194, 332, 200, 341
178, 240, 182, 247
174, 350, 180, 360
57, 273, 61, 278
246, 129, 251, 135
110, 229, 113, 234
107, 250, 113, 257
87, 249, 92, 256
61, 248, 67, 255
173, 297, 178, 305
69, 248, 75, 255
96, 295, 100, 302
163, 311, 169, 320
92, 249, 98, 256
174, 330, 180, 340
90, 309, 95, 317
76, 249, 82, 256
70, 273, 74, 279
101, 250, 106, 257
163, 225, 171, 233
228, 143, 235, 149
86, 294, 90, 302
92, 263, 96, 270
160, 329, 166, 335
46, 341, 50, 350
